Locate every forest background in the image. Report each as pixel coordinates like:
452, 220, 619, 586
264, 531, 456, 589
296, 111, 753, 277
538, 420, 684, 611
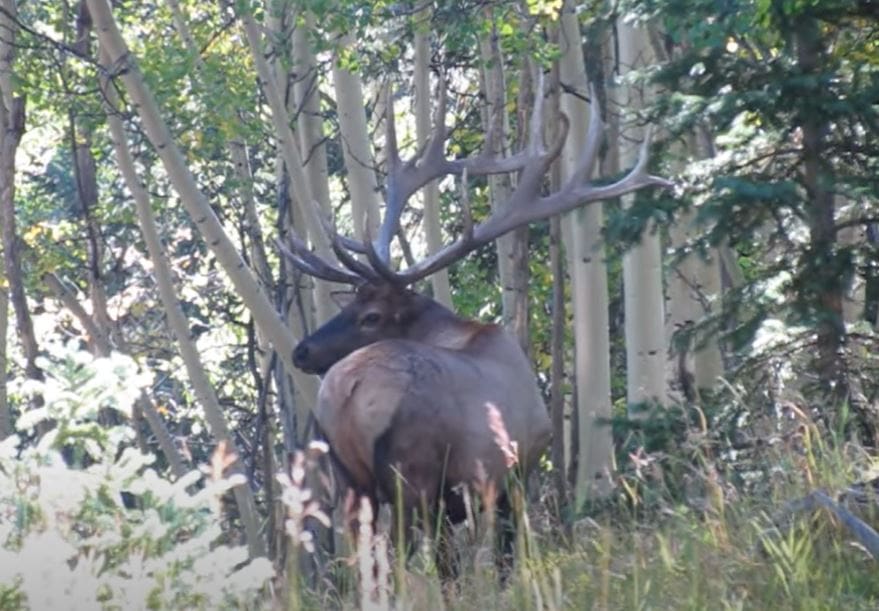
1, 0, 878, 608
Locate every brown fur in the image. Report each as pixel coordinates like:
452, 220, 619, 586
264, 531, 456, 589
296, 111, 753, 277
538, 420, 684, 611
295, 283, 552, 568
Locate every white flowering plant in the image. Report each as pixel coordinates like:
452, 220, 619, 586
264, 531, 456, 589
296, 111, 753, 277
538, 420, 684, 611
0, 343, 272, 609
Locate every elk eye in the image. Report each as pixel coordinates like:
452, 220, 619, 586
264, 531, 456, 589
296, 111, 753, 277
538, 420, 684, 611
360, 312, 382, 328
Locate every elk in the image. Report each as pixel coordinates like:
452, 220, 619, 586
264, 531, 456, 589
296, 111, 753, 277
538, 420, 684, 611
280, 73, 670, 574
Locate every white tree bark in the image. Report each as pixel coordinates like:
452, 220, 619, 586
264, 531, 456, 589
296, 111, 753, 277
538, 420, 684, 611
414, 12, 452, 307
666, 129, 725, 396
559, 4, 614, 504
480, 27, 529, 347
617, 20, 667, 410
667, 210, 724, 396
838, 199, 867, 324
289, 12, 337, 325
270, 5, 324, 435
238, 8, 341, 333
331, 34, 382, 243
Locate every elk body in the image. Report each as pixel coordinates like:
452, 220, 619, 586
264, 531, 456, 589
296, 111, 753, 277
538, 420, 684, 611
294, 282, 551, 562
281, 72, 670, 574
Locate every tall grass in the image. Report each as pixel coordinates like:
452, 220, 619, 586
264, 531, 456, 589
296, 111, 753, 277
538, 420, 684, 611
2, 344, 876, 609
295, 413, 878, 610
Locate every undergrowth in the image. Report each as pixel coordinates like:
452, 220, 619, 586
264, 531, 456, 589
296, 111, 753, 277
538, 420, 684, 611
1, 343, 877, 609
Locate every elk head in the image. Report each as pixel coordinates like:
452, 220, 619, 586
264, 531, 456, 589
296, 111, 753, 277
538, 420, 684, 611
292, 283, 440, 374
280, 71, 672, 372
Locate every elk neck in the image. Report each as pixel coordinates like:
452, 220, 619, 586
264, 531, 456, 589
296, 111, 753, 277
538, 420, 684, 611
404, 294, 493, 351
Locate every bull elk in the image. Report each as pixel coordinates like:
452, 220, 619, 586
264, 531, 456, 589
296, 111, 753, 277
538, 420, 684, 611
280, 73, 670, 574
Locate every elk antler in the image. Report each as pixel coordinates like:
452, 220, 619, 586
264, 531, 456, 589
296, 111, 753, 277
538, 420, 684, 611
283, 68, 672, 288
277, 235, 363, 284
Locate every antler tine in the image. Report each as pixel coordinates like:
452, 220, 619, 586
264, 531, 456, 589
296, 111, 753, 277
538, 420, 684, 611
569, 83, 604, 185
310, 202, 382, 282
387, 75, 673, 286
335, 233, 368, 254
363, 220, 408, 285
375, 75, 450, 265
276, 236, 363, 284
375, 81, 404, 264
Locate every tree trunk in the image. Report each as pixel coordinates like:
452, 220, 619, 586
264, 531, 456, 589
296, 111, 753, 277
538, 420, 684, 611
238, 5, 340, 329
0, 0, 13, 111
0, 0, 42, 394
666, 133, 724, 399
414, 10, 452, 307
330, 34, 382, 244
480, 20, 530, 350
617, 19, 667, 412
266, 3, 322, 447
667, 215, 723, 397
793, 19, 873, 441
102, 65, 265, 557
559, 4, 614, 505
0, 281, 9, 439
87, 0, 302, 383
547, 46, 569, 511
289, 13, 337, 325
838, 208, 866, 325
67, 5, 116, 348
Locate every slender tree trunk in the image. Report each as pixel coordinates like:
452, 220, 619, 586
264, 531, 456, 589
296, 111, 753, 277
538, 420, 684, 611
279, 10, 317, 343
838, 207, 866, 324
865, 225, 879, 327
87, 0, 302, 381
667, 215, 724, 396
67, 1, 116, 342
0, 0, 15, 439
414, 9, 452, 307
559, 4, 614, 505
667, 132, 724, 398
330, 34, 382, 243
480, 19, 530, 349
0, 0, 13, 111
263, 3, 322, 449
67, 0, 192, 478
547, 47, 569, 509
0, 0, 42, 394
238, 6, 341, 331
617, 19, 667, 411
287, 13, 336, 325
797, 20, 841, 389
0, 281, 9, 439
793, 19, 874, 441
101, 63, 264, 557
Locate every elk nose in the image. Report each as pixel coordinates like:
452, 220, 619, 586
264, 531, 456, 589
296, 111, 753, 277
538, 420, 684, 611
293, 343, 309, 366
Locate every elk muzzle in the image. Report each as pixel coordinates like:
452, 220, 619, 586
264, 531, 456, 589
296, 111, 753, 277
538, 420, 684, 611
293, 340, 327, 375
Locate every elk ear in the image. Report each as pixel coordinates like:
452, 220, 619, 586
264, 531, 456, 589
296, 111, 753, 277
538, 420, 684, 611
329, 290, 356, 309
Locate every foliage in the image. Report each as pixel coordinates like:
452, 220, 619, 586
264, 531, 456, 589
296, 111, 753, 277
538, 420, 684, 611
600, 0, 879, 437
0, 343, 273, 608
2, 0, 879, 607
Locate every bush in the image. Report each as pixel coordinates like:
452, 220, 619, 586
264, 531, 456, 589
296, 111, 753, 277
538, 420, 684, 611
0, 343, 272, 609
